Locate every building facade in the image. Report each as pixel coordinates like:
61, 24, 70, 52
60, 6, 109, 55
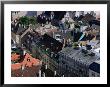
35, 34, 63, 72
58, 47, 99, 77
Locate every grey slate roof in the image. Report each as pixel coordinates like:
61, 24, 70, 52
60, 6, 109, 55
59, 47, 99, 66
89, 62, 100, 73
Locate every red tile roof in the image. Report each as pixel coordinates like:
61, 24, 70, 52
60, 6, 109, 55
11, 63, 21, 70
21, 53, 41, 67
11, 53, 20, 61
11, 53, 42, 71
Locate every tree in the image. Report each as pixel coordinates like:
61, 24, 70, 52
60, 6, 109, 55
73, 42, 79, 50
19, 16, 29, 25
29, 17, 37, 25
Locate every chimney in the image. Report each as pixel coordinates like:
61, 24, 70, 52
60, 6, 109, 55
51, 52, 53, 57
53, 32, 54, 38
21, 65, 25, 71
24, 25, 26, 28
19, 24, 21, 27
23, 50, 26, 56
39, 70, 41, 77
22, 24, 24, 27
43, 72, 45, 77
63, 38, 65, 48
54, 71, 56, 76
45, 64, 47, 69
46, 48, 49, 51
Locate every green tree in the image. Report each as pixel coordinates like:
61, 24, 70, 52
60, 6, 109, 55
29, 17, 37, 25
19, 16, 29, 25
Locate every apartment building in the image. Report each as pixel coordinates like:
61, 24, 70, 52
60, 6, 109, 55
58, 47, 99, 77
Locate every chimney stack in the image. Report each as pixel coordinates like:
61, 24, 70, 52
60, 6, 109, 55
39, 70, 41, 77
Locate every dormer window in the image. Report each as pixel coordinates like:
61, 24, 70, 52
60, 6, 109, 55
27, 58, 30, 62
